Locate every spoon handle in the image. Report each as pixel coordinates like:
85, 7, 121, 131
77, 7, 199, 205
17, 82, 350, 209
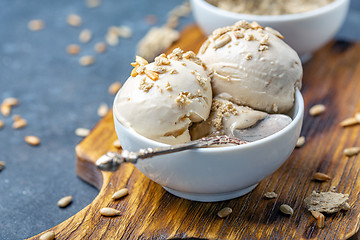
96, 136, 246, 172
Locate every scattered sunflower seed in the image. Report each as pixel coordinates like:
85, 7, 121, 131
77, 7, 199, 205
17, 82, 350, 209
67, 14, 82, 27
217, 207, 233, 218
0, 120, 4, 129
313, 172, 331, 181
79, 29, 92, 43
111, 188, 128, 200
1, 104, 11, 117
309, 104, 325, 116
100, 207, 121, 217
94, 42, 107, 53
279, 204, 294, 215
86, 0, 101, 8
118, 26, 132, 38
75, 128, 90, 137
310, 210, 321, 219
12, 114, 22, 121
355, 113, 360, 122
3, 97, 19, 107
108, 82, 122, 95
296, 136, 305, 148
113, 139, 121, 148
339, 117, 358, 127
24, 136, 41, 146
105, 33, 119, 46
344, 147, 360, 157
0, 161, 5, 171
28, 19, 45, 31
12, 118, 27, 129
39, 231, 55, 240
264, 191, 278, 199
66, 44, 81, 55
57, 196, 73, 208
97, 103, 108, 117
317, 213, 325, 228
79, 55, 95, 66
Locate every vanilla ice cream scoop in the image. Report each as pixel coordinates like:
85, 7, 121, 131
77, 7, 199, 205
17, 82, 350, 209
114, 48, 212, 145
198, 20, 302, 113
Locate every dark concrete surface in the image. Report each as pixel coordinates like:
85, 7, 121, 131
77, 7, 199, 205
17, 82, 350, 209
0, 0, 358, 239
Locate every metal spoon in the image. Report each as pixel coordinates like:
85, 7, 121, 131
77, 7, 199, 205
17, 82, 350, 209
96, 114, 292, 172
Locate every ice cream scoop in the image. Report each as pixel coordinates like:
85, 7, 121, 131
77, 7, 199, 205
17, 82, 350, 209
198, 20, 303, 113
114, 48, 212, 145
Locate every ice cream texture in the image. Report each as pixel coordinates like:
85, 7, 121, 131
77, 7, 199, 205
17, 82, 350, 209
198, 20, 302, 113
114, 49, 212, 145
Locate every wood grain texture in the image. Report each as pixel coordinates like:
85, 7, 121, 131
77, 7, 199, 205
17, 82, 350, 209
29, 26, 360, 240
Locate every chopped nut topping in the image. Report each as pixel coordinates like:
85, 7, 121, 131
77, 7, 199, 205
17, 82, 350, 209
265, 27, 284, 39
170, 69, 178, 74
131, 66, 139, 77
145, 70, 159, 81
194, 71, 207, 87
214, 34, 231, 49
211, 99, 238, 130
28, 19, 44, 31
165, 82, 172, 91
154, 54, 170, 66
200, 40, 210, 54
260, 34, 270, 45
136, 56, 149, 66
139, 78, 154, 92
245, 53, 252, 60
233, 31, 244, 39
168, 47, 184, 61
152, 66, 167, 74
136, 65, 146, 75
175, 92, 193, 107
258, 45, 269, 52
67, 14, 82, 27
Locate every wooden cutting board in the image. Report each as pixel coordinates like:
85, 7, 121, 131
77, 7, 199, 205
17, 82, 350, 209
29, 25, 360, 240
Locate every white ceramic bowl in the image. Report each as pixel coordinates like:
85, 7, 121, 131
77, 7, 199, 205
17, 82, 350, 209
113, 89, 304, 202
191, 0, 350, 58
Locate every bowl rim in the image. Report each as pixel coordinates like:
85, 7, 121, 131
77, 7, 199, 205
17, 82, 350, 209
192, 0, 349, 22
114, 88, 304, 153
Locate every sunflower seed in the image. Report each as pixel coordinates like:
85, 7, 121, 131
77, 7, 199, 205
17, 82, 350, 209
24, 136, 41, 146
313, 172, 331, 181
316, 213, 325, 228
310, 210, 321, 219
264, 191, 277, 199
280, 204, 293, 215
113, 139, 121, 148
12, 118, 27, 129
39, 231, 55, 240
66, 44, 81, 55
67, 14, 82, 27
108, 82, 122, 95
217, 207, 232, 218
355, 113, 360, 122
97, 103, 108, 117
0, 120, 4, 129
79, 29, 92, 43
118, 26, 132, 38
100, 207, 121, 217
214, 34, 231, 49
28, 19, 44, 31
296, 136, 305, 148
79, 55, 94, 66
0, 161, 5, 171
344, 147, 360, 157
94, 42, 107, 53
57, 196, 73, 208
105, 33, 119, 46
1, 104, 11, 117
75, 128, 90, 137
145, 70, 159, 81
3, 97, 19, 107
339, 117, 358, 127
86, 0, 101, 8
111, 188, 128, 200
309, 104, 325, 116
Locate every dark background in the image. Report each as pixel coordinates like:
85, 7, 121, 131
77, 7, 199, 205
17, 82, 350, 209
0, 0, 359, 239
